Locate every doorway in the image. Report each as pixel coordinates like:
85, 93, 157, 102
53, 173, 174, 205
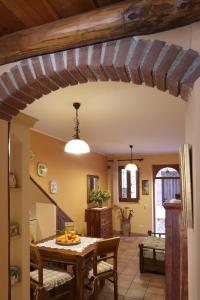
153, 165, 180, 233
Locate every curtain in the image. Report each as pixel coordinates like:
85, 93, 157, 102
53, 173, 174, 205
112, 160, 119, 205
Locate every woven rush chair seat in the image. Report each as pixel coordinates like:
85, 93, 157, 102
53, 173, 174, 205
88, 236, 120, 300
30, 268, 73, 291
88, 261, 113, 279
30, 243, 75, 300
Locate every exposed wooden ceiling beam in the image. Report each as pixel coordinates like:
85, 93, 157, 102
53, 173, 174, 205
0, 0, 200, 65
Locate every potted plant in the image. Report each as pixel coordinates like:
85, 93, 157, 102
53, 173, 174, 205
89, 189, 111, 207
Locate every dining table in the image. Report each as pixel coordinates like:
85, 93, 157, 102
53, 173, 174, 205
37, 236, 100, 300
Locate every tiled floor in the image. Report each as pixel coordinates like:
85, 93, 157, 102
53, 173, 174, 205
85, 236, 165, 300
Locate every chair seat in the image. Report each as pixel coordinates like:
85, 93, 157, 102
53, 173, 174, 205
30, 268, 73, 291
143, 236, 165, 261
88, 261, 113, 279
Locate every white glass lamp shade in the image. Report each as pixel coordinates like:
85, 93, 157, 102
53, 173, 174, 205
64, 138, 90, 154
125, 163, 138, 172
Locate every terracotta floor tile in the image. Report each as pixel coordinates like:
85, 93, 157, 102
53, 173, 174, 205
146, 286, 165, 296
126, 282, 148, 299
118, 286, 129, 296
149, 275, 165, 288
85, 236, 166, 299
144, 291, 165, 300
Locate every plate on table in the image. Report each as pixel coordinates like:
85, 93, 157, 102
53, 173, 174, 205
55, 240, 81, 246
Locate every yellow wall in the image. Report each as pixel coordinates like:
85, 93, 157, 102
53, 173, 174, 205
108, 153, 179, 235
29, 130, 108, 222
0, 120, 9, 300
10, 113, 37, 300
186, 79, 200, 300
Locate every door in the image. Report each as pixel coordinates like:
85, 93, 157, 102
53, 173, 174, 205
153, 165, 180, 233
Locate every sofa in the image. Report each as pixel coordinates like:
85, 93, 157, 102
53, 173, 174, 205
138, 231, 165, 274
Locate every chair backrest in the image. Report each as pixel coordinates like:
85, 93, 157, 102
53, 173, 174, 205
30, 243, 43, 287
93, 237, 120, 275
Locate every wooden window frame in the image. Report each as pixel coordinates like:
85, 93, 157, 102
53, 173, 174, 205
118, 166, 139, 203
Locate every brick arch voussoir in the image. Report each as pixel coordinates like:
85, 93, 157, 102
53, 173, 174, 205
0, 37, 200, 121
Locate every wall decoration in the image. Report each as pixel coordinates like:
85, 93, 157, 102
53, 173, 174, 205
50, 180, 58, 194
9, 173, 17, 188
10, 223, 20, 237
10, 266, 20, 286
142, 180, 149, 195
87, 175, 99, 203
37, 163, 48, 177
179, 143, 193, 228
29, 150, 35, 161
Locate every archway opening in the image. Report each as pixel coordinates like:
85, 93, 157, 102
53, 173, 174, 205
153, 166, 180, 233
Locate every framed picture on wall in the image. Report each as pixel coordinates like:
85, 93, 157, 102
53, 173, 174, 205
142, 180, 149, 195
87, 175, 99, 203
50, 180, 58, 194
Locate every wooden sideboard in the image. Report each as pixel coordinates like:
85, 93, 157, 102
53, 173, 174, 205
164, 200, 188, 300
85, 207, 113, 238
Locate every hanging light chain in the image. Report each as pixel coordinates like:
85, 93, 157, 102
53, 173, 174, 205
130, 145, 133, 163
73, 107, 80, 139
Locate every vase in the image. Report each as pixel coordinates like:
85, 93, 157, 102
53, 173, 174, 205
98, 202, 103, 208
121, 219, 131, 236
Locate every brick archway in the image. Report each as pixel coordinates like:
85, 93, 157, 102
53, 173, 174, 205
0, 37, 200, 121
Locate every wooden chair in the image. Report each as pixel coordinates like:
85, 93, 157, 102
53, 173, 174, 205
30, 244, 75, 300
88, 237, 120, 300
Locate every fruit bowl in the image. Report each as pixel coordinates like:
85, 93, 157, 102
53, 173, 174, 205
56, 240, 81, 246
55, 231, 81, 246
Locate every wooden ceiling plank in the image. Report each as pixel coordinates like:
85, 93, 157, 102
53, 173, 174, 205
40, 0, 60, 19
95, 0, 122, 7
0, 0, 58, 28
47, 0, 96, 18
0, 0, 200, 65
0, 1, 25, 37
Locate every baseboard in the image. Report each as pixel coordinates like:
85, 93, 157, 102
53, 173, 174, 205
113, 230, 147, 237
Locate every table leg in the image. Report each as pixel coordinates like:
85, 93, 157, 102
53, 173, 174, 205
75, 257, 85, 300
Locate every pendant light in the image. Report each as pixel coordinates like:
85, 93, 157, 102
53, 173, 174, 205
64, 102, 90, 154
125, 145, 138, 171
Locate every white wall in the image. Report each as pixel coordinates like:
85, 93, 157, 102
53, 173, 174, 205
35, 203, 56, 241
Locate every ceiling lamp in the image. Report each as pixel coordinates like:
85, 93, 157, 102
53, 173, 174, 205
125, 145, 138, 171
64, 102, 90, 154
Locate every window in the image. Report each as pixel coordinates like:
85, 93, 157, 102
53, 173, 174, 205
118, 166, 139, 202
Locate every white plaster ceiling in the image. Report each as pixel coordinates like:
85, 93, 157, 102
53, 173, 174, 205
23, 81, 186, 155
